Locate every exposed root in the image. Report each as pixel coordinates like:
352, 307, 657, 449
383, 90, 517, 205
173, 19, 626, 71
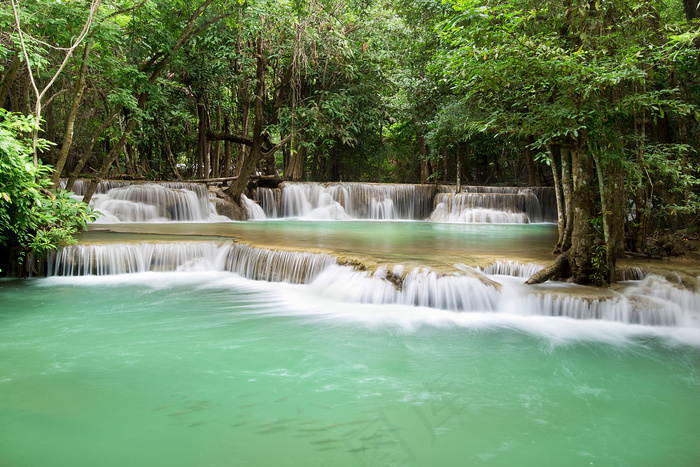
525, 251, 570, 285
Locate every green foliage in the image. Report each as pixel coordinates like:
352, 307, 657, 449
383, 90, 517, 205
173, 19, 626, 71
0, 111, 99, 273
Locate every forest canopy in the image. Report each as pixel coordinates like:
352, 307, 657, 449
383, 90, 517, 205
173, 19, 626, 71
1, 0, 699, 283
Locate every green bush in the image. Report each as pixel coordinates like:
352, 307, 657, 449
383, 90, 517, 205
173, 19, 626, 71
0, 110, 99, 274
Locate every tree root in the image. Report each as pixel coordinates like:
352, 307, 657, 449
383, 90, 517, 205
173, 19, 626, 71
525, 251, 570, 285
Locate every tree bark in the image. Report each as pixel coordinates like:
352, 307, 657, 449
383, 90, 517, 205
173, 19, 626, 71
164, 139, 182, 180
286, 134, 306, 181
212, 107, 221, 178
51, 43, 92, 187
0, 53, 21, 109
568, 143, 600, 285
197, 102, 208, 179
225, 38, 267, 204
548, 145, 566, 253
65, 109, 119, 192
560, 145, 574, 252
222, 115, 232, 178
419, 132, 430, 184
683, 0, 700, 20
525, 251, 570, 285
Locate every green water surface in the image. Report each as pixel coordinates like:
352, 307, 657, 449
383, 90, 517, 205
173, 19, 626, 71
84, 221, 559, 266
1, 273, 699, 466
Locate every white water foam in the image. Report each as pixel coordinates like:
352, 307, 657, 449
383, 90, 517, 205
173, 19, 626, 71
45, 242, 700, 330
88, 183, 229, 223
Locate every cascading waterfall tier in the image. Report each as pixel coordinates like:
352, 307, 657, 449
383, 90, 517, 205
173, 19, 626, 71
252, 182, 555, 222
61, 179, 130, 195
252, 182, 437, 220
47, 242, 335, 284
223, 243, 336, 284
45, 241, 698, 327
86, 183, 228, 222
479, 260, 545, 278
310, 265, 500, 311
47, 242, 232, 275
429, 192, 544, 223
63, 180, 556, 223
438, 185, 557, 223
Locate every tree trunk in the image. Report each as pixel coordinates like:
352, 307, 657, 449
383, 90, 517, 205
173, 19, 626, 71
0, 52, 21, 108
234, 81, 250, 177
164, 139, 182, 180
593, 151, 624, 284
560, 145, 574, 252
418, 132, 429, 184
225, 38, 266, 204
683, 0, 700, 20
456, 146, 461, 193
82, 117, 139, 203
568, 143, 600, 285
286, 135, 306, 181
197, 102, 207, 178
525, 136, 540, 186
212, 107, 221, 178
222, 115, 232, 178
51, 44, 92, 187
65, 110, 119, 192
548, 144, 566, 253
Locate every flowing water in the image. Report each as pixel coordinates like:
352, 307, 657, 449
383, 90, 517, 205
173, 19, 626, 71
2, 272, 700, 466
2, 182, 699, 465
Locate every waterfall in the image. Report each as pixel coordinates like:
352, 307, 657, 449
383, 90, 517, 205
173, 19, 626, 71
438, 185, 557, 222
47, 241, 335, 284
63, 180, 555, 223
45, 240, 699, 327
429, 192, 544, 224
309, 265, 500, 311
252, 182, 554, 223
223, 243, 336, 284
46, 242, 232, 275
241, 194, 266, 220
480, 260, 545, 278
253, 182, 436, 220
252, 187, 281, 218
87, 183, 229, 222
308, 265, 699, 326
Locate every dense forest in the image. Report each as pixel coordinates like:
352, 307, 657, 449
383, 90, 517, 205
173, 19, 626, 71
1, 0, 699, 284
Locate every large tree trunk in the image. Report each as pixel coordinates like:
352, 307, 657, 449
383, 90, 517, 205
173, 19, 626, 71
560, 145, 574, 252
525, 136, 540, 186
593, 152, 624, 284
222, 115, 232, 178
286, 135, 306, 181
225, 38, 266, 204
568, 143, 601, 285
212, 107, 221, 178
548, 145, 566, 254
